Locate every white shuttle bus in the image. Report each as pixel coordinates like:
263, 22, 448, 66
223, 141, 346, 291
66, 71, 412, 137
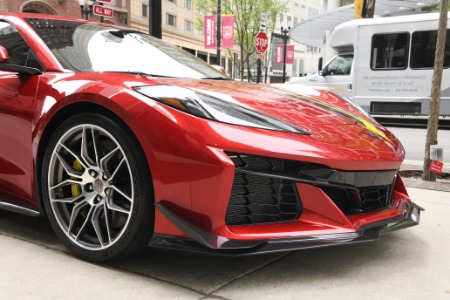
289, 12, 450, 116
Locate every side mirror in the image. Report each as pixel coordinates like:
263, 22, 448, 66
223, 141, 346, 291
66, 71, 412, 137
318, 57, 323, 72
0, 45, 9, 63
0, 46, 41, 76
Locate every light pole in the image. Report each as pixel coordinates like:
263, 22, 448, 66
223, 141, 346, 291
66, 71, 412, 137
79, 0, 93, 20
281, 26, 290, 83
216, 0, 221, 66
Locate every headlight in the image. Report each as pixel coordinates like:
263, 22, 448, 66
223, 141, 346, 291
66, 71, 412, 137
134, 85, 308, 134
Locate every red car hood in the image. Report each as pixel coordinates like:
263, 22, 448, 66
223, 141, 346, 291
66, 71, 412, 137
148, 78, 391, 140
150, 78, 367, 126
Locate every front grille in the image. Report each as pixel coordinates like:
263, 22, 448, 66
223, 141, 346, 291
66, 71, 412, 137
225, 153, 396, 225
225, 155, 302, 226
322, 184, 394, 214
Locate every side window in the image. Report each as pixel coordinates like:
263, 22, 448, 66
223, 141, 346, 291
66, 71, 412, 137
410, 29, 450, 69
0, 21, 42, 70
323, 54, 353, 76
371, 33, 409, 70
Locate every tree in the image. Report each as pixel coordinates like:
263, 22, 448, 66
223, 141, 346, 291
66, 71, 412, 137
422, 0, 449, 181
194, 0, 287, 81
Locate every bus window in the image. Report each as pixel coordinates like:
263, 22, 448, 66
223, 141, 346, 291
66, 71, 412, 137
410, 29, 450, 69
322, 54, 353, 76
371, 32, 409, 70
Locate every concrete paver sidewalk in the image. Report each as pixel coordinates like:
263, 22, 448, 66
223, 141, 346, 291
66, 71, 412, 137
0, 187, 449, 300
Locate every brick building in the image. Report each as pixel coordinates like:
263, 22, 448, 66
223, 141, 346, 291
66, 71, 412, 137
0, 0, 129, 26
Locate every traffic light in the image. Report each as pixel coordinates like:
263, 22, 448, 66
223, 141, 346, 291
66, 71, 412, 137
354, 0, 376, 19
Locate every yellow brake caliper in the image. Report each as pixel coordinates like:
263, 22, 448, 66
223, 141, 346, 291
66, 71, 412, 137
72, 159, 88, 218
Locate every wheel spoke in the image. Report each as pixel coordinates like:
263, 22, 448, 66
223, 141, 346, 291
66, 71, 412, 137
91, 127, 100, 167
75, 205, 94, 241
109, 185, 132, 203
51, 194, 84, 204
105, 196, 131, 215
81, 127, 96, 167
67, 198, 91, 235
99, 147, 120, 173
55, 152, 83, 178
103, 200, 112, 244
91, 205, 105, 246
109, 158, 125, 181
50, 179, 81, 190
59, 143, 90, 170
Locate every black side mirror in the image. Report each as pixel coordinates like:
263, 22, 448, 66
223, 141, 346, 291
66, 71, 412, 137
0, 46, 42, 76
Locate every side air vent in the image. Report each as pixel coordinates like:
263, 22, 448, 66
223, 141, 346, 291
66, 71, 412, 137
225, 154, 302, 226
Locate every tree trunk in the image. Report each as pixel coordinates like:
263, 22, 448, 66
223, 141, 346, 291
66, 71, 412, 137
422, 0, 449, 181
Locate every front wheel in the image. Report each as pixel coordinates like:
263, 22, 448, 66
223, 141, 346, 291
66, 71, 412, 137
41, 113, 154, 261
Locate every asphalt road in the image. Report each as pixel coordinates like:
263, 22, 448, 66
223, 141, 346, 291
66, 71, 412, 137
387, 126, 450, 164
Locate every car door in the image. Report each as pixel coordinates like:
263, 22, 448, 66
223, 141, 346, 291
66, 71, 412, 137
0, 20, 40, 202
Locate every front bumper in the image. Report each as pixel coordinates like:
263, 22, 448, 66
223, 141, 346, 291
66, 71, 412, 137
149, 201, 423, 255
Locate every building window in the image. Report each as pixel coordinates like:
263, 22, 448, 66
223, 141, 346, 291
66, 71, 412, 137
199, 27, 204, 35
142, 4, 148, 18
185, 20, 193, 32
168, 0, 176, 4
167, 14, 177, 27
371, 33, 409, 70
185, 0, 192, 10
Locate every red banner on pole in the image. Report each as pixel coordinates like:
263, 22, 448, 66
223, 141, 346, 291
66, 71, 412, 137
286, 45, 294, 64
221, 15, 234, 49
275, 45, 295, 64
276, 45, 283, 64
204, 15, 216, 49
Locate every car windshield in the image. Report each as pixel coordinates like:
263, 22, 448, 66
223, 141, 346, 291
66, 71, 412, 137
25, 18, 228, 79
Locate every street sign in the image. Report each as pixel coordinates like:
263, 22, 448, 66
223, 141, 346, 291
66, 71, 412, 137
93, 4, 113, 17
95, 0, 113, 4
257, 52, 265, 60
260, 12, 268, 32
255, 31, 269, 53
429, 160, 444, 174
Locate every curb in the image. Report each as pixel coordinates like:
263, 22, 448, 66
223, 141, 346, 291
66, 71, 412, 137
400, 160, 450, 192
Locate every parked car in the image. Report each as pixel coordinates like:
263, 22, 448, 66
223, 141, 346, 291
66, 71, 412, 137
0, 13, 421, 262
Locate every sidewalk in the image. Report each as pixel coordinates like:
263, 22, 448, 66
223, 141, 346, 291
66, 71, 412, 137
1, 187, 449, 300
400, 159, 450, 192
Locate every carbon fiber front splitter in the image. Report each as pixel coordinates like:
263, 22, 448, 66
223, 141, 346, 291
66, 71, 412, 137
148, 202, 423, 256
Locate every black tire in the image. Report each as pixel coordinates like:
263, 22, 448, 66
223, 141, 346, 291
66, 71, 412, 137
41, 113, 154, 262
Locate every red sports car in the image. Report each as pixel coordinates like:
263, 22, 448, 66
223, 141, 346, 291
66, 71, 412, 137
0, 13, 421, 262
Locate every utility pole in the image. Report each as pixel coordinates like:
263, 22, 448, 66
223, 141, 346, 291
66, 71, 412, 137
281, 27, 290, 83
422, 0, 449, 181
216, 0, 221, 66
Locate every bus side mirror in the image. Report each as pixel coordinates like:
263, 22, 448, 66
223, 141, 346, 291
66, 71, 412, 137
318, 57, 325, 76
